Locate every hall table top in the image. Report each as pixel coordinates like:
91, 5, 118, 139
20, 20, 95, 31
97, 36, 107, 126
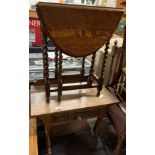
30, 86, 119, 117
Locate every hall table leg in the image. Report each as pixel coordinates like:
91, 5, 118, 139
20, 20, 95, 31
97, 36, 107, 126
113, 134, 125, 155
42, 117, 52, 155
91, 117, 103, 149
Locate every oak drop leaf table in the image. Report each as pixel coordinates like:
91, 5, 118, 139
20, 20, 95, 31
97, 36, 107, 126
36, 2, 124, 102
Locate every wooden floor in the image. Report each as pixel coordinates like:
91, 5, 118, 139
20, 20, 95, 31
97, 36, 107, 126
30, 118, 38, 155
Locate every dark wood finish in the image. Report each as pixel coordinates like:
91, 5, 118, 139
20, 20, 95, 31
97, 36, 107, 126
54, 49, 58, 79
36, 2, 123, 102
57, 51, 63, 102
36, 2, 123, 57
34, 74, 92, 86
97, 40, 110, 96
50, 82, 98, 92
41, 26, 50, 103
114, 67, 126, 106
34, 74, 99, 87
106, 104, 126, 155
88, 53, 96, 86
81, 57, 85, 80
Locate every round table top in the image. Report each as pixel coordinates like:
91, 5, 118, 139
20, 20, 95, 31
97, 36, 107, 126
36, 2, 124, 57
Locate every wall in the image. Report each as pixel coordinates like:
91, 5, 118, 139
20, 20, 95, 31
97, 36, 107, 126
106, 0, 117, 7
29, 0, 117, 9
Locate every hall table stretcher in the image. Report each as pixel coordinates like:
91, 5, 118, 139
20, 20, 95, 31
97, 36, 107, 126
30, 87, 119, 155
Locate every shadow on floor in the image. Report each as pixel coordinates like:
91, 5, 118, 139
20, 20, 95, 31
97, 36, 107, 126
37, 118, 125, 155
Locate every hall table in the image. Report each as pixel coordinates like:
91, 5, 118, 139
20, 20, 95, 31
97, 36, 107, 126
30, 86, 119, 155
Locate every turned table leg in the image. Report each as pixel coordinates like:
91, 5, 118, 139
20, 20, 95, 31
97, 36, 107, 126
41, 117, 52, 155
97, 40, 109, 97
44, 127, 52, 155
92, 117, 103, 149
113, 135, 125, 155
88, 53, 96, 86
41, 26, 50, 103
57, 51, 63, 102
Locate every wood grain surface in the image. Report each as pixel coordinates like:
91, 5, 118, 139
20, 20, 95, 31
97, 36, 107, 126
30, 87, 119, 117
36, 2, 123, 57
29, 118, 38, 155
